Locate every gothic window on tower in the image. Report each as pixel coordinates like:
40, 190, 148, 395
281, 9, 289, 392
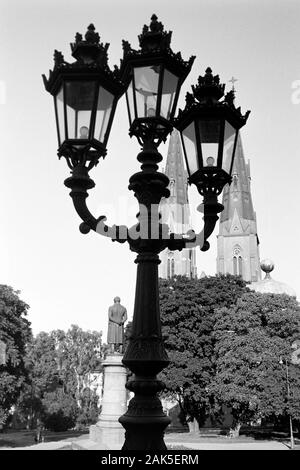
233, 256, 237, 275
233, 246, 243, 276
238, 256, 243, 276
167, 252, 175, 279
169, 179, 175, 197
171, 259, 175, 278
232, 172, 238, 188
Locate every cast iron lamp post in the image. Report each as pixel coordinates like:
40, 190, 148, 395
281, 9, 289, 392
43, 15, 250, 450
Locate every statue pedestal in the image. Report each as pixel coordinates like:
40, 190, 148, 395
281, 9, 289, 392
89, 353, 127, 449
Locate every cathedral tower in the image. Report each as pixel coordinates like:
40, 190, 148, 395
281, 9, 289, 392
217, 135, 261, 282
159, 130, 197, 279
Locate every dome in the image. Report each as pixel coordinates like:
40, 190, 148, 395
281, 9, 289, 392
250, 259, 297, 297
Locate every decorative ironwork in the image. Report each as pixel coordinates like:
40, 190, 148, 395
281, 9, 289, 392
43, 25, 126, 170
176, 67, 250, 126
120, 15, 195, 146
175, 67, 250, 252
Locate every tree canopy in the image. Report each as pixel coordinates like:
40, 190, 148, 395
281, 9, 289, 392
157, 275, 300, 435
0, 285, 32, 427
17, 325, 104, 431
211, 292, 300, 435
158, 274, 249, 430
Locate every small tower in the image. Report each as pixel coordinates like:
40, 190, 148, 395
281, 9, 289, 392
216, 135, 261, 282
159, 130, 197, 279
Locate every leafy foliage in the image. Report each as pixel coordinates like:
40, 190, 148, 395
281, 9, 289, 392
42, 389, 78, 432
158, 274, 249, 427
210, 292, 300, 433
18, 325, 104, 430
157, 276, 300, 434
0, 285, 32, 427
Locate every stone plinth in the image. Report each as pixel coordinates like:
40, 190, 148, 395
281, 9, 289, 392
89, 353, 127, 449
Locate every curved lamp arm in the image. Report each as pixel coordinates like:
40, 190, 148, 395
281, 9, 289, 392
64, 165, 222, 251
64, 165, 129, 244
166, 198, 222, 252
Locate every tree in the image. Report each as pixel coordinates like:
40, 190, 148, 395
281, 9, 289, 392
0, 285, 32, 428
210, 292, 300, 437
158, 274, 249, 432
42, 389, 78, 432
18, 325, 104, 430
57, 325, 103, 411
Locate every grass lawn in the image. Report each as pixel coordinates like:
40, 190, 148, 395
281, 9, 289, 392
0, 429, 89, 448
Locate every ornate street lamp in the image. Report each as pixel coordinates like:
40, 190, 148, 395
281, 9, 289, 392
121, 14, 195, 146
175, 67, 250, 250
42, 24, 125, 172
43, 16, 250, 450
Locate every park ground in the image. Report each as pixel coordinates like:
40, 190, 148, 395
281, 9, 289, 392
0, 428, 299, 451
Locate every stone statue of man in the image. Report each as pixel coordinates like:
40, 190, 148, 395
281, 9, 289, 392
107, 297, 127, 354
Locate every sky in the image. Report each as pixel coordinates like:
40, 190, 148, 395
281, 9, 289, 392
0, 0, 299, 340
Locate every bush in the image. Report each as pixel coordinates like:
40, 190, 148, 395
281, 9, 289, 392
42, 389, 78, 432
75, 389, 99, 430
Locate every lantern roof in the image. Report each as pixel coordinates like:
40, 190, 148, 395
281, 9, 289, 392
42, 24, 125, 97
175, 67, 250, 130
120, 14, 195, 83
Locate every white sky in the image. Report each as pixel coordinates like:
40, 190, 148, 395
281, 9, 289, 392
0, 0, 299, 340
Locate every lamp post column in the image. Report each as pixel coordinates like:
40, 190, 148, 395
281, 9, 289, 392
119, 142, 171, 450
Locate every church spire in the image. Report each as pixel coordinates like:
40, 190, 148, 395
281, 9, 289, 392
220, 135, 255, 224
159, 130, 197, 279
217, 134, 261, 282
164, 129, 188, 206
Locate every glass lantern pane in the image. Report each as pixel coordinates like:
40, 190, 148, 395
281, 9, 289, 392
182, 123, 198, 175
94, 87, 114, 143
54, 86, 65, 145
161, 69, 179, 119
223, 121, 236, 174
134, 66, 160, 118
65, 81, 96, 139
198, 119, 220, 167
126, 79, 135, 125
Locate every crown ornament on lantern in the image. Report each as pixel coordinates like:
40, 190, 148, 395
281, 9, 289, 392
177, 67, 250, 125
121, 14, 195, 71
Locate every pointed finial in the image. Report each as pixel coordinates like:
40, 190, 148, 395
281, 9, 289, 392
138, 14, 171, 52
150, 14, 164, 33
54, 50, 64, 67
70, 24, 109, 65
75, 32, 82, 43
192, 67, 225, 103
85, 24, 100, 43
225, 89, 235, 106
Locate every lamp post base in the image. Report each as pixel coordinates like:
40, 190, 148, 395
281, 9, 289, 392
119, 375, 171, 451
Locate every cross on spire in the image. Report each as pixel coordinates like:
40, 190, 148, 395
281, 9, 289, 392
229, 76, 238, 92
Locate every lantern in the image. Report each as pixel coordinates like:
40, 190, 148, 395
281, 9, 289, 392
43, 24, 125, 170
175, 67, 250, 195
120, 15, 195, 146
